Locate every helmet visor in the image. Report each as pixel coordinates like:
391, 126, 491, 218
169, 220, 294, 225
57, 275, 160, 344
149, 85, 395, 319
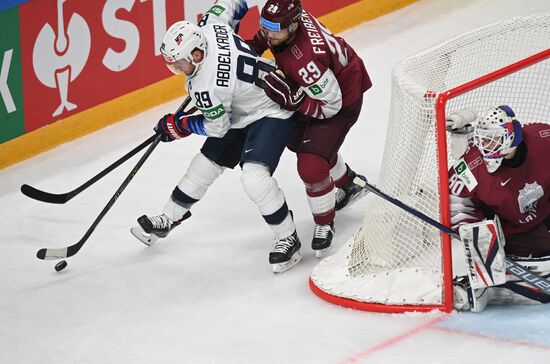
260, 17, 282, 32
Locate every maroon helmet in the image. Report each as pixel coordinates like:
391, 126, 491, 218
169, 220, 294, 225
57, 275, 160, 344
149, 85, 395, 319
260, 0, 302, 32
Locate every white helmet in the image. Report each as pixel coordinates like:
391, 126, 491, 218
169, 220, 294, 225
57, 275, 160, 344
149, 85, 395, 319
473, 105, 523, 173
160, 21, 207, 76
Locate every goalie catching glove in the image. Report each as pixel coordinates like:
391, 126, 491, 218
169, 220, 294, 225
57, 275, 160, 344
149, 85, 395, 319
155, 111, 206, 142
264, 69, 305, 111
446, 108, 477, 131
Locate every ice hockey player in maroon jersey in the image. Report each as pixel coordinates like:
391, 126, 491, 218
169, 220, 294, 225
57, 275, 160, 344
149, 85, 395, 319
247, 0, 372, 257
448, 105, 550, 312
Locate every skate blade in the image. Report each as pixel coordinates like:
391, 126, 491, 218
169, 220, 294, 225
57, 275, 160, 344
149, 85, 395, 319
130, 226, 160, 247
272, 251, 302, 274
315, 246, 331, 258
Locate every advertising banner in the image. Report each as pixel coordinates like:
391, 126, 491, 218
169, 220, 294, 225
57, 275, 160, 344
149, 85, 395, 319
0, 0, 30, 13
2, 0, 383, 168
19, 0, 187, 133
0, 6, 24, 144
17, 0, 360, 134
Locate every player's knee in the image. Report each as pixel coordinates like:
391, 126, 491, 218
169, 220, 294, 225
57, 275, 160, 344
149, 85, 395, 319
194, 153, 225, 183
241, 163, 285, 212
297, 153, 330, 183
241, 163, 271, 201
177, 153, 224, 200
297, 153, 332, 192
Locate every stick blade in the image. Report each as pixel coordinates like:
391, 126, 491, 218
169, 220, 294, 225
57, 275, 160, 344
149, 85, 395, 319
21, 184, 69, 204
36, 247, 69, 260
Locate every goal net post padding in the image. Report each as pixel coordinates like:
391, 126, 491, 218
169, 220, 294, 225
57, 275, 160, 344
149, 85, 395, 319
310, 14, 550, 313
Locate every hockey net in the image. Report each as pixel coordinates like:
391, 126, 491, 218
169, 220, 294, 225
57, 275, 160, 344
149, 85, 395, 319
310, 14, 550, 313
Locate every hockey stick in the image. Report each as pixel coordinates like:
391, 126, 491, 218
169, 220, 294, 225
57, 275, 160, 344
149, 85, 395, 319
21, 135, 156, 204
35, 96, 196, 260
36, 135, 162, 260
21, 96, 195, 204
357, 178, 550, 295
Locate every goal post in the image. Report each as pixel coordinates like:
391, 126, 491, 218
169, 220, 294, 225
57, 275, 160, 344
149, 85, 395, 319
310, 14, 550, 313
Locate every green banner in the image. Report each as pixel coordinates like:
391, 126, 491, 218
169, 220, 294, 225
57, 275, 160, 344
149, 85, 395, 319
0, 7, 23, 144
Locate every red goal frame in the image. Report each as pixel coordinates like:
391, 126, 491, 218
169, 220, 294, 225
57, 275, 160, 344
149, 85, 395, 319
310, 48, 550, 313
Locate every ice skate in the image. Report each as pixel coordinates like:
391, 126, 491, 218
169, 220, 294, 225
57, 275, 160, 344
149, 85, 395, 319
269, 231, 302, 274
335, 165, 369, 211
453, 276, 488, 312
311, 222, 334, 258
130, 211, 191, 246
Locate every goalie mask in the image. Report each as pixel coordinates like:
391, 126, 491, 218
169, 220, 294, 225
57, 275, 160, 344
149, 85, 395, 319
160, 21, 207, 77
473, 105, 523, 173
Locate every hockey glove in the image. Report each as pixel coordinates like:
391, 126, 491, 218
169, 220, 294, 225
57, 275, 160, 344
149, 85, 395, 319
155, 112, 206, 142
264, 70, 305, 111
446, 108, 477, 131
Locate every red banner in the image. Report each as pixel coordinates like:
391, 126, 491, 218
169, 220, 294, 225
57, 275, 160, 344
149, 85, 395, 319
20, 0, 182, 132
18, 0, 360, 133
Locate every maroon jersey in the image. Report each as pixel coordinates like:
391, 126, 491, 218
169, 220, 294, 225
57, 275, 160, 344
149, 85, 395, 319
248, 9, 371, 119
449, 123, 550, 237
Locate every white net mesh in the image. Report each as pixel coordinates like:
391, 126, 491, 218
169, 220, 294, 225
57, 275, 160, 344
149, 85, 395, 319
311, 14, 550, 310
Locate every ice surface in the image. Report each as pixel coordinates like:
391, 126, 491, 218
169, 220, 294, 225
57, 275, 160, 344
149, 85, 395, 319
2, 1, 550, 363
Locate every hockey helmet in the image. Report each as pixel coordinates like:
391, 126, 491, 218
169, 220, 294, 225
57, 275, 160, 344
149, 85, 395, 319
473, 105, 523, 173
260, 0, 302, 32
160, 21, 207, 76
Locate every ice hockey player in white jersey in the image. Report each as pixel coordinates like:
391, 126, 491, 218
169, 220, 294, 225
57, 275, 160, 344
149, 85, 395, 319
131, 0, 301, 274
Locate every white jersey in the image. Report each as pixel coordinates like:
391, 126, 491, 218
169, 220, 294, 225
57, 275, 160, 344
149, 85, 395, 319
185, 0, 293, 138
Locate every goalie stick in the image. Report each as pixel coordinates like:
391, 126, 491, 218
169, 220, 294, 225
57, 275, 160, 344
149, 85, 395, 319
355, 178, 550, 296
35, 96, 195, 260
21, 96, 195, 204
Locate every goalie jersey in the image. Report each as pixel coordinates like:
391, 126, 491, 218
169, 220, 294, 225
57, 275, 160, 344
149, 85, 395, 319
448, 123, 550, 238
188, 0, 293, 137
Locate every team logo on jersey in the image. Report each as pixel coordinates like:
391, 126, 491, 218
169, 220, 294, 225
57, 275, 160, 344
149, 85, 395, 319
540, 129, 550, 138
468, 156, 482, 170
453, 159, 478, 192
208, 5, 226, 16
200, 104, 226, 120
517, 181, 543, 214
291, 45, 303, 59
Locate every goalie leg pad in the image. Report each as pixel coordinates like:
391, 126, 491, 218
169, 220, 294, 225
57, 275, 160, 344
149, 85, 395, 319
459, 216, 507, 289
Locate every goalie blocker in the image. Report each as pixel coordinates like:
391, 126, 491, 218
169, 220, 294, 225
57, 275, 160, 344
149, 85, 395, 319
454, 216, 550, 312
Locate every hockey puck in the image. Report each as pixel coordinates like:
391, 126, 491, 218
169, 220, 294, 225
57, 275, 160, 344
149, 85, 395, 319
54, 260, 68, 272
